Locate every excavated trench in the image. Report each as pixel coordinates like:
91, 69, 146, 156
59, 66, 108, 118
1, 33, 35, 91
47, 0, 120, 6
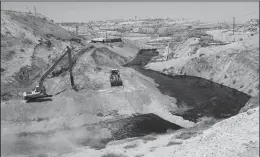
125, 49, 251, 122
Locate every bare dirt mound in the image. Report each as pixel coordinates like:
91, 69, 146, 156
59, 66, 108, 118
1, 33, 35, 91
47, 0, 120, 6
91, 47, 128, 69
1, 10, 86, 101
1, 10, 74, 40
104, 40, 140, 59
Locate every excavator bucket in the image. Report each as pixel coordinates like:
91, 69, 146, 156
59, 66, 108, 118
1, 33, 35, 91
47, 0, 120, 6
110, 69, 123, 87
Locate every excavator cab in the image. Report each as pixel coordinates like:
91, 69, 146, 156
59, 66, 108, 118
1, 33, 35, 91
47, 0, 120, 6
110, 69, 123, 87
23, 86, 47, 100
34, 86, 40, 92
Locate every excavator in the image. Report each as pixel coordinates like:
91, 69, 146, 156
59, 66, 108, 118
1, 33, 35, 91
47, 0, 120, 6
23, 46, 77, 101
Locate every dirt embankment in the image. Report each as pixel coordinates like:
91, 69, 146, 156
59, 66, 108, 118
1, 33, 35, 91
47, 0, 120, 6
124, 49, 159, 67
1, 10, 85, 101
91, 47, 129, 69
146, 28, 259, 97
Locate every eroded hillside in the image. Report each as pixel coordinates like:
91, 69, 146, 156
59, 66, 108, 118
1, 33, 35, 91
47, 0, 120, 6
146, 20, 259, 97
1, 10, 84, 100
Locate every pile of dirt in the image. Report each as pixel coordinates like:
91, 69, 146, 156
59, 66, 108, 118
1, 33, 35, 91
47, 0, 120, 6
1, 10, 86, 101
1, 10, 74, 40
51, 45, 94, 77
103, 40, 140, 59
91, 47, 128, 69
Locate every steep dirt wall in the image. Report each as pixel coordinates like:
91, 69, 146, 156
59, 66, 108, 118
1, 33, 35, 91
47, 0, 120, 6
146, 32, 259, 97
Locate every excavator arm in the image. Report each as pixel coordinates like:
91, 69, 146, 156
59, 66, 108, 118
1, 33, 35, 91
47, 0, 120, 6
38, 46, 75, 90
23, 46, 76, 100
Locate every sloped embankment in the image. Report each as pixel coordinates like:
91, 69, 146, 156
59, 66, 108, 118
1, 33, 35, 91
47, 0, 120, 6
91, 47, 129, 69
1, 10, 84, 101
146, 29, 259, 97
126, 49, 251, 122
142, 107, 259, 157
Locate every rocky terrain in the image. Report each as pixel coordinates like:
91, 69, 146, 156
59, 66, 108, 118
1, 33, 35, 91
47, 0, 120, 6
1, 10, 259, 157
146, 19, 259, 98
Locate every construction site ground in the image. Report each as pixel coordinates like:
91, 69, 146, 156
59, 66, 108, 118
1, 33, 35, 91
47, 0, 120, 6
1, 10, 259, 157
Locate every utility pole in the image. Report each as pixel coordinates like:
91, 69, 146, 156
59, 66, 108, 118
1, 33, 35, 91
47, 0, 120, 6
34, 6, 36, 14
233, 17, 235, 35
76, 25, 79, 35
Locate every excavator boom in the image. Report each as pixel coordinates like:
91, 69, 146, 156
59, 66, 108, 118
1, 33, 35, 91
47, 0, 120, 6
23, 46, 75, 101
38, 46, 74, 90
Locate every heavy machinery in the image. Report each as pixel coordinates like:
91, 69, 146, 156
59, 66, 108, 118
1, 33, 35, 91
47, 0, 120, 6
110, 69, 123, 87
23, 46, 77, 101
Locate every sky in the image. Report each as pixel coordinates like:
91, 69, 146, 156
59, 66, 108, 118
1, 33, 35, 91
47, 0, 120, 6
1, 2, 259, 24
